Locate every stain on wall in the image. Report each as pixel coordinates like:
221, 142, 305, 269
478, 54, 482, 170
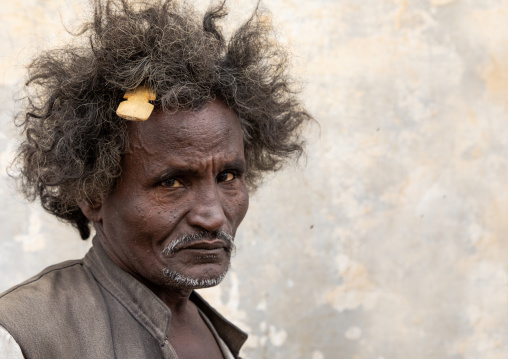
0, 1, 507, 358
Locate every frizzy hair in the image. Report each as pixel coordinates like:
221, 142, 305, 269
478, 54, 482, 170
12, 0, 313, 239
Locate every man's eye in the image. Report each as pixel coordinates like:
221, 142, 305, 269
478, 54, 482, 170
217, 172, 235, 182
160, 178, 183, 188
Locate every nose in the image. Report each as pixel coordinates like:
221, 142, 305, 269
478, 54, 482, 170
186, 185, 227, 232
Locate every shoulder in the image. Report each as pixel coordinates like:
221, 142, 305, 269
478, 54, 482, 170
0, 259, 114, 358
0, 259, 109, 348
0, 260, 84, 303
0, 260, 83, 296
0, 259, 104, 323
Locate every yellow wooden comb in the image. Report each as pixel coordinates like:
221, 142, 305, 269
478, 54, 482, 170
116, 86, 156, 121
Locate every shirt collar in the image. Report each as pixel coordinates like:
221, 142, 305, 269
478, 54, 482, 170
190, 291, 248, 357
83, 236, 247, 355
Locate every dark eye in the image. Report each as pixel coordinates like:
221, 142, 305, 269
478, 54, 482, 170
160, 178, 183, 188
217, 172, 235, 182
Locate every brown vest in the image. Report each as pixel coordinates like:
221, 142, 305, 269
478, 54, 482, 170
0, 238, 247, 359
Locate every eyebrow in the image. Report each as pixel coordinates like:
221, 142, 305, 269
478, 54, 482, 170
156, 157, 247, 180
222, 158, 247, 172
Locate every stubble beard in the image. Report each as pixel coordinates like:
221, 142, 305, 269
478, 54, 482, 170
161, 230, 235, 289
162, 262, 231, 289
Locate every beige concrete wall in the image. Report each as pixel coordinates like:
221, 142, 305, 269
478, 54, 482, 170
1, 0, 507, 358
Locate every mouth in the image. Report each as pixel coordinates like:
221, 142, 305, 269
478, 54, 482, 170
182, 240, 229, 251
170, 240, 232, 262
162, 231, 236, 257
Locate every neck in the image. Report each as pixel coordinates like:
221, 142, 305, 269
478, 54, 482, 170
158, 287, 200, 329
153, 285, 194, 313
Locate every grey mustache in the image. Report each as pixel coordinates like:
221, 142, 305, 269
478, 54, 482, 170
161, 230, 236, 256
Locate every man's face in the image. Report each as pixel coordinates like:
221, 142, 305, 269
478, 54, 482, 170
94, 100, 249, 292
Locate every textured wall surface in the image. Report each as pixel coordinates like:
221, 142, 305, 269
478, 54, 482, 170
1, 1, 507, 358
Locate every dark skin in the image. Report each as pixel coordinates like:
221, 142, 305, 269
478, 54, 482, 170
79, 100, 249, 358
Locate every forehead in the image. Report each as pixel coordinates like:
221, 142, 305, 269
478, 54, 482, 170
125, 100, 244, 164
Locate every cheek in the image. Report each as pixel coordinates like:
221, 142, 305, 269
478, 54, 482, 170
144, 194, 195, 236
229, 188, 249, 228
152, 194, 190, 218
240, 190, 249, 217
105, 190, 170, 236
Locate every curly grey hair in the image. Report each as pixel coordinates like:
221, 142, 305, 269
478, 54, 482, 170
13, 0, 313, 239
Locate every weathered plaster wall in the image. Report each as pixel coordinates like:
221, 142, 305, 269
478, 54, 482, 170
1, 1, 507, 358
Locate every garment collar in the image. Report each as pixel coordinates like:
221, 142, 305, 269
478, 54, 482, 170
83, 236, 247, 356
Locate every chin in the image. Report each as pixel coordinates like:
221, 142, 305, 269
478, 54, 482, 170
162, 264, 230, 289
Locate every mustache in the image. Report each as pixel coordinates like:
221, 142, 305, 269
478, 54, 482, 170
161, 230, 236, 256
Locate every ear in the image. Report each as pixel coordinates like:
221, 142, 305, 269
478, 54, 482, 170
77, 199, 103, 223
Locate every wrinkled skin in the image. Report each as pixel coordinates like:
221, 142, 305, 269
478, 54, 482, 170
79, 100, 249, 358
83, 99, 249, 294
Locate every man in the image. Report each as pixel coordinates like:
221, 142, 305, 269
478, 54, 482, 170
0, 0, 311, 358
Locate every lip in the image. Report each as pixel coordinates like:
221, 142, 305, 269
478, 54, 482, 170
179, 240, 228, 251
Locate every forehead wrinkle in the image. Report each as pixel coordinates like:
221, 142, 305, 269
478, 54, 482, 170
129, 119, 227, 154
170, 121, 232, 151
153, 152, 239, 179
125, 133, 243, 179
122, 100, 245, 179
125, 120, 168, 156
122, 123, 175, 181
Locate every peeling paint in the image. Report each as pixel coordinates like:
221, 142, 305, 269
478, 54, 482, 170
429, 0, 456, 7
324, 254, 379, 312
268, 325, 287, 347
482, 55, 508, 107
345, 326, 362, 341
